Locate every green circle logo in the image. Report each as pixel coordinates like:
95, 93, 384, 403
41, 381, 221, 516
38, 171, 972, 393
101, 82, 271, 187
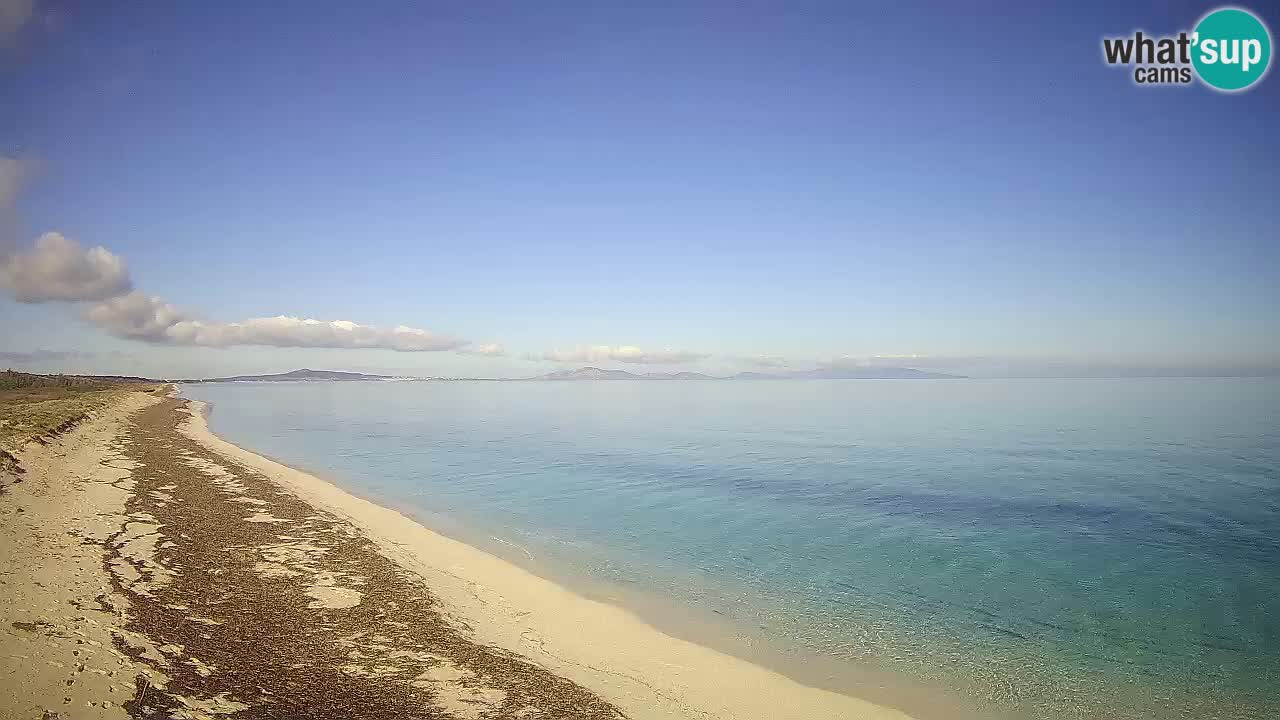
1192, 7, 1272, 91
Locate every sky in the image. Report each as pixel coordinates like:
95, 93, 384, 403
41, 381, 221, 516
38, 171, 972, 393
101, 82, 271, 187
2, 0, 1278, 379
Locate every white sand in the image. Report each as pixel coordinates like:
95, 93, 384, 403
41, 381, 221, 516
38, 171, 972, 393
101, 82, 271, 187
180, 401, 918, 720
0, 391, 162, 719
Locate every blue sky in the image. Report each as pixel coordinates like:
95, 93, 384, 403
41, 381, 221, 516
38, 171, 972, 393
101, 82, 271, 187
2, 1, 1278, 378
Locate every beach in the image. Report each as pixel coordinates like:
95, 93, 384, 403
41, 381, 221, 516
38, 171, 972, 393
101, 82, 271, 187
1, 388, 917, 719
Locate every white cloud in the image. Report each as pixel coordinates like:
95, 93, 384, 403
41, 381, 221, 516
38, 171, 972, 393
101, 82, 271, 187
2, 232, 133, 302
867, 354, 928, 364
85, 292, 184, 340
1, 233, 472, 353
818, 354, 930, 369
458, 342, 506, 357
535, 345, 709, 365
817, 355, 862, 369
735, 354, 789, 368
85, 292, 466, 352
818, 354, 945, 369
0, 0, 34, 41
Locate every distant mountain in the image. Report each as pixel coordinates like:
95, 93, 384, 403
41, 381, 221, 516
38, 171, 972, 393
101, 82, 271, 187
534, 366, 962, 381
730, 371, 784, 380
180, 366, 962, 383
182, 368, 400, 383
535, 367, 643, 381
646, 371, 719, 381
535, 367, 722, 381
784, 367, 960, 380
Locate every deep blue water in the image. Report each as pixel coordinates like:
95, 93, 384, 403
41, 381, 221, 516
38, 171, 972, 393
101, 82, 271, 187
182, 378, 1280, 719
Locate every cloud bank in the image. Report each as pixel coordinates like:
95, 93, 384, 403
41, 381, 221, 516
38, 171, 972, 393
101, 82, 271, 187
2, 233, 472, 353
0, 349, 104, 363
735, 354, 789, 368
458, 343, 506, 357
535, 345, 708, 365
818, 354, 935, 369
1, 232, 133, 302
84, 292, 466, 351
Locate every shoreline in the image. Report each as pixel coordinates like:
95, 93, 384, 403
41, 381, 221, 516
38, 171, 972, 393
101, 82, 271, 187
9, 386, 1267, 718
182, 398, 927, 720
239, 447, 984, 720
190, 402, 966, 717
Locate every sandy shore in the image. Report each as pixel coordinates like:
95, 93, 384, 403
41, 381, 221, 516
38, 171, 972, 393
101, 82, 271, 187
0, 391, 163, 718
2, 390, 919, 719
181, 400, 916, 720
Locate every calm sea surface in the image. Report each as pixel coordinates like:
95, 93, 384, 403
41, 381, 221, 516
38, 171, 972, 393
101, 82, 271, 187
181, 378, 1280, 719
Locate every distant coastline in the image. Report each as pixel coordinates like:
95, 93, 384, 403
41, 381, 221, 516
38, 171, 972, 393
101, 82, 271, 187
14, 366, 1277, 386
178, 368, 402, 383
174, 366, 965, 383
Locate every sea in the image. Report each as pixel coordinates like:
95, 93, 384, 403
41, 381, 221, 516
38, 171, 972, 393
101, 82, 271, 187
181, 378, 1280, 719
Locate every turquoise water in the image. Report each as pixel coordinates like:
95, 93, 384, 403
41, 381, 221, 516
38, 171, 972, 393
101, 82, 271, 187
182, 378, 1280, 719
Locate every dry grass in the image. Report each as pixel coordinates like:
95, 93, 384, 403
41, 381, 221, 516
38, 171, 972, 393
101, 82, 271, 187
0, 370, 163, 452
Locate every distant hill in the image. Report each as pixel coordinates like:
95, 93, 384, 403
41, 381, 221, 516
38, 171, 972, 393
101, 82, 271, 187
533, 366, 962, 381
662, 371, 718, 381
179, 366, 962, 383
783, 367, 959, 380
535, 367, 643, 381
182, 369, 400, 383
730, 371, 783, 380
535, 367, 722, 381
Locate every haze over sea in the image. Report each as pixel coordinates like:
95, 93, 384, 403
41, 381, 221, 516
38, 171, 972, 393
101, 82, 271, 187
182, 378, 1279, 720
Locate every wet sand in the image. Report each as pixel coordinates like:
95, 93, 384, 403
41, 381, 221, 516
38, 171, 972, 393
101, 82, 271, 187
2, 391, 918, 719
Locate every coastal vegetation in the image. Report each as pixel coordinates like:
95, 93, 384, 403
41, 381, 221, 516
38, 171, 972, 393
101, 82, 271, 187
0, 369, 160, 458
